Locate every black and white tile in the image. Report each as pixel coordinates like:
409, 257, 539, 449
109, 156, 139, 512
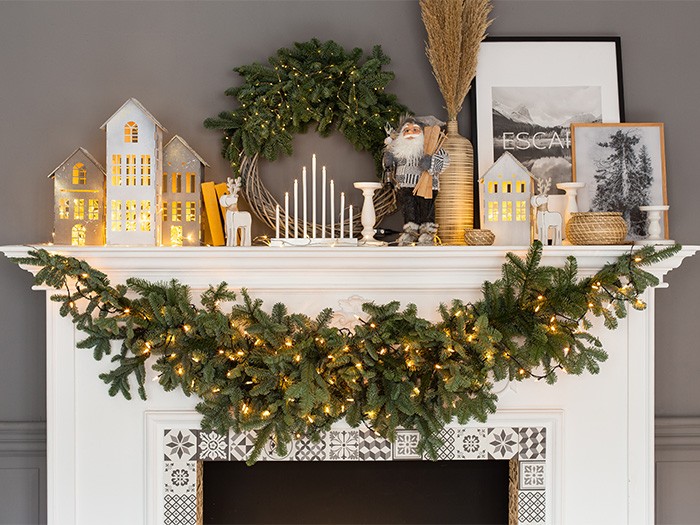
435, 428, 456, 460
518, 490, 546, 524
486, 427, 519, 459
229, 432, 255, 461
328, 430, 360, 460
393, 429, 421, 460
197, 430, 229, 460
163, 429, 197, 461
164, 461, 197, 496
262, 433, 295, 460
358, 428, 392, 460
519, 461, 546, 490
454, 428, 488, 459
519, 427, 546, 460
163, 493, 197, 525
294, 435, 327, 461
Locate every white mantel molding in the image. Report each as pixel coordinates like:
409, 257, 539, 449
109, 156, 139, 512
3, 244, 697, 292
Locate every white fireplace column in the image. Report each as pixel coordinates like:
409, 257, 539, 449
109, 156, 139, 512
2, 244, 697, 525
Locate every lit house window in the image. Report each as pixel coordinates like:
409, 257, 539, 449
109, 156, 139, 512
111, 200, 122, 231
186, 173, 196, 193
59, 199, 70, 219
172, 173, 182, 193
488, 201, 499, 222
141, 155, 151, 185
502, 201, 513, 222
88, 199, 99, 220
503, 182, 512, 193
140, 201, 151, 231
73, 199, 85, 220
171, 202, 182, 222
162, 173, 169, 192
72, 163, 87, 185
126, 155, 137, 185
516, 181, 527, 193
71, 224, 86, 246
111, 155, 122, 186
162, 202, 168, 222
516, 201, 527, 221
186, 202, 196, 222
125, 200, 137, 231
124, 121, 138, 143
170, 226, 183, 247
488, 182, 498, 194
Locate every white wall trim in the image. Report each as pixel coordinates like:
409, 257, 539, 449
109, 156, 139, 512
656, 416, 700, 451
0, 421, 46, 457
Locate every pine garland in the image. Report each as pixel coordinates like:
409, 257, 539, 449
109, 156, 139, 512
203, 38, 409, 177
13, 242, 680, 464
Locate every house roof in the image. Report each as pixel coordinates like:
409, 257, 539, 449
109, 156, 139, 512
99, 98, 167, 132
48, 147, 106, 179
481, 151, 535, 182
164, 135, 210, 167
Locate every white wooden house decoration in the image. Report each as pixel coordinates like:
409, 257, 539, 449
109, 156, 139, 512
49, 148, 106, 246
101, 98, 166, 245
481, 152, 534, 245
161, 135, 208, 246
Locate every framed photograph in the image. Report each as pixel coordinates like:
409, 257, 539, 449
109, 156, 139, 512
571, 122, 668, 240
471, 37, 625, 198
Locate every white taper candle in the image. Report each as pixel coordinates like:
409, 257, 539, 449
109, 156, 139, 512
312, 155, 317, 238
294, 179, 299, 239
275, 204, 280, 238
322, 167, 327, 239
302, 167, 307, 238
284, 192, 289, 238
340, 192, 345, 239
349, 205, 353, 238
330, 179, 335, 239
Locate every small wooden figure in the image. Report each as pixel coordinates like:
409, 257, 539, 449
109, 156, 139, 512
480, 152, 534, 245
531, 177, 562, 245
49, 148, 106, 246
161, 135, 208, 246
219, 178, 252, 247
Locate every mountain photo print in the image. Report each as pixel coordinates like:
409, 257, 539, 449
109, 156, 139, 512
492, 86, 602, 194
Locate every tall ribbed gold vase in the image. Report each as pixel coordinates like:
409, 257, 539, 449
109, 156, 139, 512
435, 119, 474, 245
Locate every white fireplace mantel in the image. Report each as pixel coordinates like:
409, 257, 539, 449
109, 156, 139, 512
2, 244, 697, 525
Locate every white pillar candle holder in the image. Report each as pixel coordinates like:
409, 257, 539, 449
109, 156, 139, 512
353, 182, 385, 246
637, 205, 674, 245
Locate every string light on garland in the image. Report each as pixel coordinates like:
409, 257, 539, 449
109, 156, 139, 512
12, 242, 681, 464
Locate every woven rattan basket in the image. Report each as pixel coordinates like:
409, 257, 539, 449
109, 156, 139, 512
464, 229, 495, 246
565, 212, 628, 245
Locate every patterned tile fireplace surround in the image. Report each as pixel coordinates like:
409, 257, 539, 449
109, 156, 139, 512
4, 244, 696, 525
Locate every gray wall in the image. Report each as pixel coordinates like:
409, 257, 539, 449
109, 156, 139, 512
1, 0, 699, 522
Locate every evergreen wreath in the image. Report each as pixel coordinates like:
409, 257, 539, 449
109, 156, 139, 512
14, 242, 680, 464
203, 39, 410, 233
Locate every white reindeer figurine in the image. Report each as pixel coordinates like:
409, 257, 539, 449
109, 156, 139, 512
530, 177, 562, 246
219, 177, 252, 247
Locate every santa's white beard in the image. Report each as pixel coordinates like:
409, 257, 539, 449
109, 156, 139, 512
391, 133, 424, 160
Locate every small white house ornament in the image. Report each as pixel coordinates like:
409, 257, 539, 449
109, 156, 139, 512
49, 148, 106, 246
101, 98, 167, 246
480, 152, 533, 245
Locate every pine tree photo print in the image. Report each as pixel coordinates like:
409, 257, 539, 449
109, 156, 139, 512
571, 122, 668, 239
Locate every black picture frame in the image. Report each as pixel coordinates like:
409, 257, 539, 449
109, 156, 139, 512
469, 36, 625, 226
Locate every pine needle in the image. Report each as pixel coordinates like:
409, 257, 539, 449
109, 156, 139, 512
420, 0, 493, 120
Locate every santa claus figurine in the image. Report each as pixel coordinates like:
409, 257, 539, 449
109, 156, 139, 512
382, 116, 449, 246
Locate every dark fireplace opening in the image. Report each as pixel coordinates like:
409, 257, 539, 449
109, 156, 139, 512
203, 460, 510, 525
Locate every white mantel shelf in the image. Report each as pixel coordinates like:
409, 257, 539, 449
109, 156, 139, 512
2, 243, 698, 525
4, 244, 697, 291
